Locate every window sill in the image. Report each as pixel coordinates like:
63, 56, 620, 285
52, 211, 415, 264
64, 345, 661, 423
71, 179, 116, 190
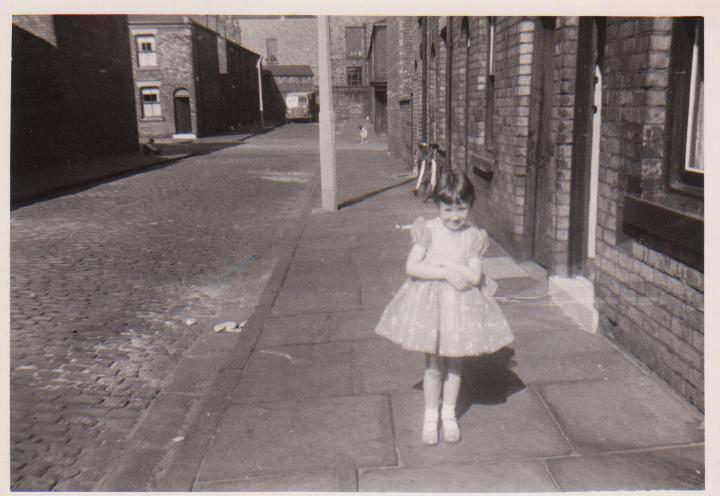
141, 117, 164, 122
469, 149, 495, 181
622, 192, 703, 270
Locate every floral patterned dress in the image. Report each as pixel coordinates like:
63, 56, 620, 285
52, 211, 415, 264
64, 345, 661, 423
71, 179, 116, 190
375, 217, 514, 357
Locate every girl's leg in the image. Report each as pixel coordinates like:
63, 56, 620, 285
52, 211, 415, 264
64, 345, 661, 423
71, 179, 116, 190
422, 353, 445, 445
441, 357, 463, 443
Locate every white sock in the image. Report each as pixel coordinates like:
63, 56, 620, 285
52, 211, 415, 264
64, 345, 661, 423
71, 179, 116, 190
441, 403, 456, 420
424, 407, 439, 423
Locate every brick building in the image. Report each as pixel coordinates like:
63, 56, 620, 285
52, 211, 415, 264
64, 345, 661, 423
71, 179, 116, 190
386, 17, 703, 411
234, 15, 381, 122
128, 15, 260, 140
11, 15, 139, 174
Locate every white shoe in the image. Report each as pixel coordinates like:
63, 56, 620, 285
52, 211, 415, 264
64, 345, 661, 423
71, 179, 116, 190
442, 417, 461, 443
422, 419, 439, 446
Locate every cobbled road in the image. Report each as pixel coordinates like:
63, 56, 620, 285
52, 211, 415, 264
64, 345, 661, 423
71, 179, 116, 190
10, 125, 320, 490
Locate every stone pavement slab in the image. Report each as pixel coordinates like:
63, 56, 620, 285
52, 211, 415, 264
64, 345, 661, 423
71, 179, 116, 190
359, 460, 559, 492
484, 257, 531, 279
194, 469, 358, 491
271, 285, 361, 315
391, 388, 570, 467
329, 308, 383, 342
511, 349, 647, 385
537, 376, 704, 453
258, 313, 331, 348
195, 395, 395, 482
353, 339, 425, 395
499, 300, 584, 334
547, 446, 704, 490
230, 343, 353, 403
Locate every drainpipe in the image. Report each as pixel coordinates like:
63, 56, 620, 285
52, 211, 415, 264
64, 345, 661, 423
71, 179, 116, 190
445, 17, 453, 170
421, 17, 427, 143
256, 56, 265, 128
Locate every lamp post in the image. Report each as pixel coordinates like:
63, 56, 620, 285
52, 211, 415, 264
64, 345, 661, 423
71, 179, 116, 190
317, 16, 337, 210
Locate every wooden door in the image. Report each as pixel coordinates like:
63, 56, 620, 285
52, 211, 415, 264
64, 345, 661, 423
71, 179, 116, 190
174, 96, 192, 134
531, 18, 556, 269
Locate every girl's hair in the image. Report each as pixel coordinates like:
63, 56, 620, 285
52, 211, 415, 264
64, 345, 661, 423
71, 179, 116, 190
433, 171, 476, 206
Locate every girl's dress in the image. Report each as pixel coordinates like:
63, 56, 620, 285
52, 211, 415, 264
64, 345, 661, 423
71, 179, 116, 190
375, 216, 514, 357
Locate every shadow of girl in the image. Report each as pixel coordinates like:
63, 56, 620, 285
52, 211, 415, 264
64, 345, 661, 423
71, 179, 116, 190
457, 348, 524, 418
412, 347, 525, 419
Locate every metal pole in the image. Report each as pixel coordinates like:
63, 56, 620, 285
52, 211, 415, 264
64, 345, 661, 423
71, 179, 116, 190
256, 56, 265, 128
317, 16, 337, 210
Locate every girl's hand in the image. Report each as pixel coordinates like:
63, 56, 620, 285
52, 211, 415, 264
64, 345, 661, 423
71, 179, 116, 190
446, 270, 472, 291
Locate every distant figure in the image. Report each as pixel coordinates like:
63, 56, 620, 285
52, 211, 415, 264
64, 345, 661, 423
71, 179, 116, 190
143, 138, 161, 156
359, 125, 368, 145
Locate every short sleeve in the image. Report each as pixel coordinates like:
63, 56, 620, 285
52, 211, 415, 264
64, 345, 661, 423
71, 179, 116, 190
469, 229, 489, 259
410, 216, 431, 248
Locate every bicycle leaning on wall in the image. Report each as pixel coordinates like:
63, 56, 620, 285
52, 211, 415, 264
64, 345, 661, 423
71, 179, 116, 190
412, 142, 444, 201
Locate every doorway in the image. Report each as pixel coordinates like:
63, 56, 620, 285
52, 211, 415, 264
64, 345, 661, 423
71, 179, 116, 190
174, 89, 192, 134
529, 17, 556, 269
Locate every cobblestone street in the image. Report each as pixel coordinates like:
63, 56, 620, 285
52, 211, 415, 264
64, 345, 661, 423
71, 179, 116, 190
10, 125, 321, 490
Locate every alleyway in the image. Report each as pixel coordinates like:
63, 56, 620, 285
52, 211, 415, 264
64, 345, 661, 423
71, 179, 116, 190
10, 124, 704, 491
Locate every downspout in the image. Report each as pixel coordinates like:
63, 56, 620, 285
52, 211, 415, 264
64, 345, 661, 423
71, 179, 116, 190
445, 17, 453, 170
464, 22, 470, 171
256, 55, 265, 128
421, 17, 428, 143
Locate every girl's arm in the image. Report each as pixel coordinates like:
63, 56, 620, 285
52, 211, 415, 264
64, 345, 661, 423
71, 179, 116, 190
434, 257, 482, 286
406, 245, 471, 290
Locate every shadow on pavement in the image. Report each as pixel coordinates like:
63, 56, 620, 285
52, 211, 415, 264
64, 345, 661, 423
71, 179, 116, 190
338, 178, 415, 209
411, 347, 525, 418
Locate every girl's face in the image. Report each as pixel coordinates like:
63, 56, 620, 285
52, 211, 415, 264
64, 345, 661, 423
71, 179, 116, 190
438, 201, 470, 231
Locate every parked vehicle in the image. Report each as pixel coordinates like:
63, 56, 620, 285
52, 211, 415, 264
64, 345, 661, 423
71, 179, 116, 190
285, 91, 317, 122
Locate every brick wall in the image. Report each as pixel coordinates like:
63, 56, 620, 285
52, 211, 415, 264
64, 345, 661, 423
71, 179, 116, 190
469, 17, 536, 253
594, 17, 703, 410
547, 17, 580, 276
332, 87, 371, 121
386, 17, 416, 161
11, 16, 138, 172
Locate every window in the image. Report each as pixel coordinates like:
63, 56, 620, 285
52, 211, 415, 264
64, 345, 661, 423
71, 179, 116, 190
141, 87, 161, 118
621, 18, 704, 271
485, 17, 496, 150
346, 26, 364, 57
347, 66, 362, 86
668, 18, 704, 192
136, 35, 157, 67
266, 38, 277, 64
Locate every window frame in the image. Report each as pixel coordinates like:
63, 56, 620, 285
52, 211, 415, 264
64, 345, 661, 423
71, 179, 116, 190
485, 17, 496, 152
140, 87, 162, 119
136, 35, 157, 67
667, 17, 704, 196
266, 38, 278, 64
345, 26, 364, 58
346, 66, 363, 87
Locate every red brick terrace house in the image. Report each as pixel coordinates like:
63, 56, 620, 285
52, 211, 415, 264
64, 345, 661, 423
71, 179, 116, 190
128, 15, 260, 140
385, 17, 704, 411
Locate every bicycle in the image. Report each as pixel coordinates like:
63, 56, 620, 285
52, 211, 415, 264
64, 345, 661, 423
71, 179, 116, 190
412, 142, 442, 201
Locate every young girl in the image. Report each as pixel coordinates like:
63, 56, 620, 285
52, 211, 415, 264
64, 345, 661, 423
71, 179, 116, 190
375, 171, 514, 445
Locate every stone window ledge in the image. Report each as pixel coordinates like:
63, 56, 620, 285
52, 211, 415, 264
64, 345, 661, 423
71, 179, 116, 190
470, 149, 496, 181
140, 117, 164, 122
622, 192, 703, 271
